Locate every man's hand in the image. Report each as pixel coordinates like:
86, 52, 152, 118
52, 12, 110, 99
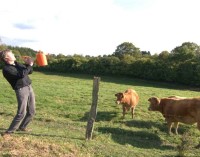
22, 56, 34, 66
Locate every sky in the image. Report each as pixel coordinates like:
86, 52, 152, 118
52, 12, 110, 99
0, 0, 200, 56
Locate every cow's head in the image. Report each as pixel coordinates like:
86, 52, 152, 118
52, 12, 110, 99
148, 97, 160, 111
115, 92, 124, 104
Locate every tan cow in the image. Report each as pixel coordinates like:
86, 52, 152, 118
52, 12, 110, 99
115, 89, 139, 119
148, 96, 200, 135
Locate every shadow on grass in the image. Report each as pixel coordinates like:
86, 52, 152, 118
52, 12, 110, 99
0, 128, 6, 131
0, 131, 84, 140
19, 132, 83, 139
0, 112, 13, 117
0, 112, 4, 115
80, 111, 118, 122
97, 127, 173, 150
125, 120, 166, 133
124, 120, 191, 135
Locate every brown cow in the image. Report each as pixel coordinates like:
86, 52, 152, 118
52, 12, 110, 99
115, 89, 139, 119
167, 96, 186, 99
148, 96, 200, 135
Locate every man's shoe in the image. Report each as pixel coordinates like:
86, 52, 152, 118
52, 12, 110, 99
1, 131, 12, 137
17, 128, 32, 132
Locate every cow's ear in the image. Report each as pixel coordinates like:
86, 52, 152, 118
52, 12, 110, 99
154, 97, 160, 105
149, 97, 160, 104
115, 93, 118, 97
148, 97, 155, 102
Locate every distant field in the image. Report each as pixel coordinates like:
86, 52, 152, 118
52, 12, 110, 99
0, 70, 200, 156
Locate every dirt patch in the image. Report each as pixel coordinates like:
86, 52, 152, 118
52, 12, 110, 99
0, 135, 77, 157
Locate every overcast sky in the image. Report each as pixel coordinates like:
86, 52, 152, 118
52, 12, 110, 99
0, 0, 200, 56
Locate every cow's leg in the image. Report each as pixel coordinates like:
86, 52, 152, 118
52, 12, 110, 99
167, 121, 173, 135
174, 122, 179, 135
122, 106, 126, 119
196, 121, 200, 148
131, 107, 135, 119
195, 121, 200, 148
197, 121, 200, 130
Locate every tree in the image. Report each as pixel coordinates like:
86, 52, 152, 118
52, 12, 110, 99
141, 51, 151, 56
170, 42, 200, 62
158, 51, 170, 60
113, 42, 141, 58
0, 37, 2, 45
56, 53, 66, 59
0, 44, 7, 51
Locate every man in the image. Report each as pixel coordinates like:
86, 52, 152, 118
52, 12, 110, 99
0, 49, 35, 137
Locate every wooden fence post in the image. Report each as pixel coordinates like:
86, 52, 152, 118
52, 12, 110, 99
85, 77, 100, 140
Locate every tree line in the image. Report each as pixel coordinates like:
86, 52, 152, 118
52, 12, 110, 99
1, 42, 200, 86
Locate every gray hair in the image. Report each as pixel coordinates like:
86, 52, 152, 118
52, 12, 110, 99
0, 49, 11, 61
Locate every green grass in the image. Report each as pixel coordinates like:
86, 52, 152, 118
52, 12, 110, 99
1, 70, 200, 156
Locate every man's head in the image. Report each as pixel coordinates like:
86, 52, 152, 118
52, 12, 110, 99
0, 49, 16, 63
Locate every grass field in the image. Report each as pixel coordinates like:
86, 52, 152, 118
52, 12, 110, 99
1, 70, 200, 156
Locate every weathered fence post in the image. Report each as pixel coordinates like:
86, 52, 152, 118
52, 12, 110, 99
85, 77, 100, 140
